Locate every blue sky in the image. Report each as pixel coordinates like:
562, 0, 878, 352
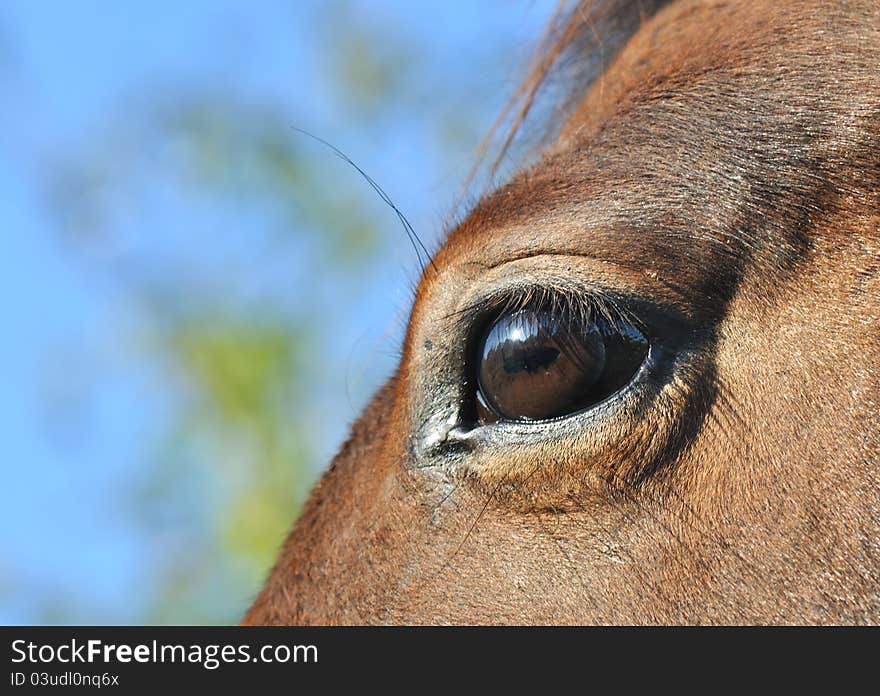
0, 1, 554, 624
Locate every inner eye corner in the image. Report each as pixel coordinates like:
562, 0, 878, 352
465, 290, 649, 426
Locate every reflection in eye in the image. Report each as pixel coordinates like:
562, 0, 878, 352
475, 306, 648, 423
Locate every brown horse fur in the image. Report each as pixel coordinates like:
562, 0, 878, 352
244, 0, 880, 624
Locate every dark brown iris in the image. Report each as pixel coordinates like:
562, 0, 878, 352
476, 308, 647, 422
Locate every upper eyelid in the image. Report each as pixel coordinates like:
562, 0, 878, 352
436, 251, 691, 329
451, 251, 697, 312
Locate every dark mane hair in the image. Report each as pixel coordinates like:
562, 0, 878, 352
476, 0, 672, 181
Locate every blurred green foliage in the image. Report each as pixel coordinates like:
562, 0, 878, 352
143, 315, 314, 623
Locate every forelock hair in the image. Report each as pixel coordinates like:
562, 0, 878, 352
476, 0, 672, 183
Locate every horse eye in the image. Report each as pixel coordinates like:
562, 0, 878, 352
475, 307, 648, 423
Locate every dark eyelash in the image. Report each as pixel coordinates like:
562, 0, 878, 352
449, 284, 642, 340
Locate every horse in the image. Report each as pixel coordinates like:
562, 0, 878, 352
243, 0, 880, 624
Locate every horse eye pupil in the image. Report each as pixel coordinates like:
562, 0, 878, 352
475, 306, 646, 422
503, 345, 559, 374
